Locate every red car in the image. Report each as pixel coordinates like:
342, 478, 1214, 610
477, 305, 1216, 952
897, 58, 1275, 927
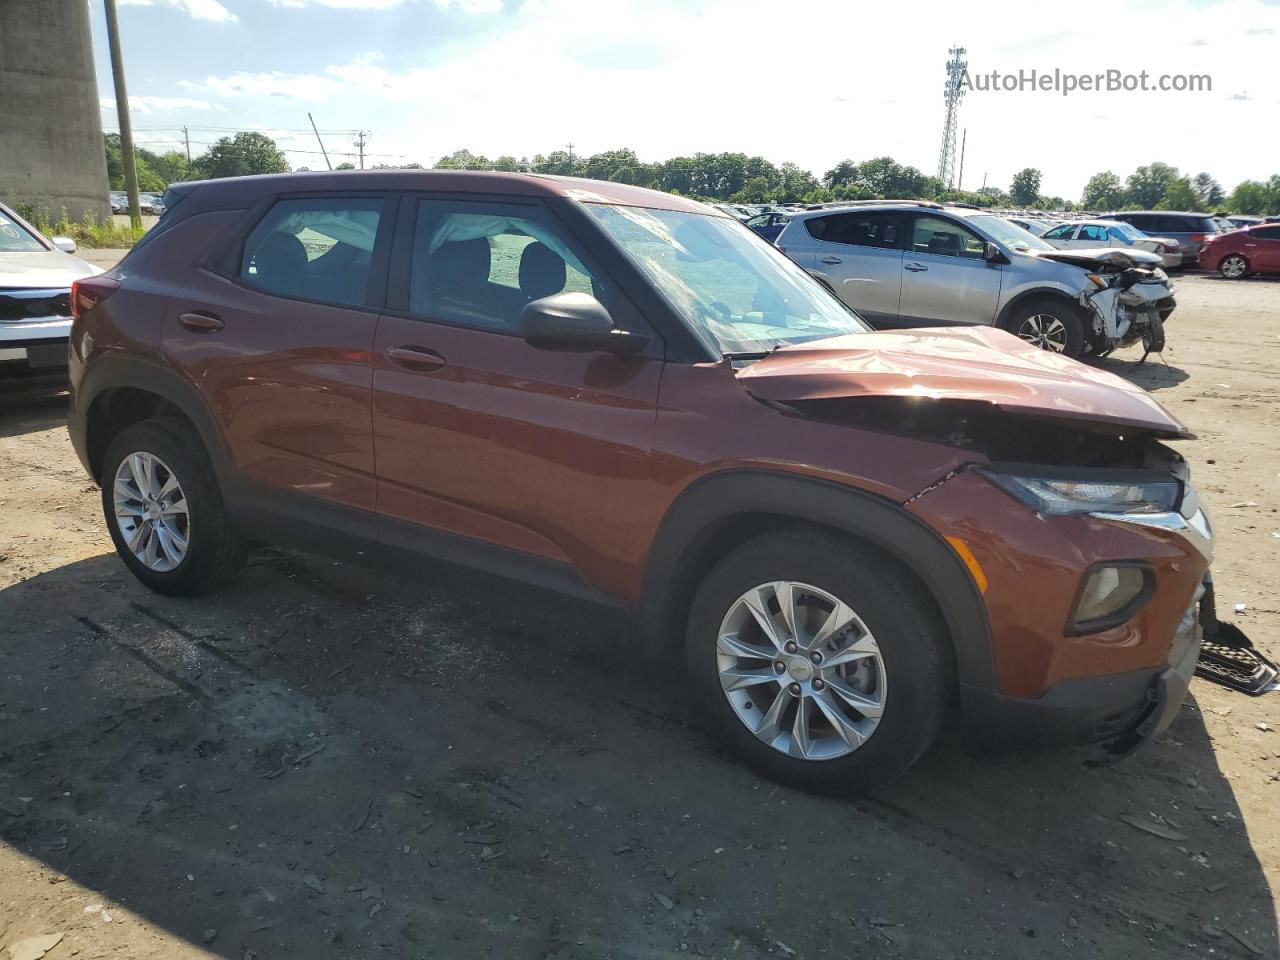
68, 171, 1215, 792
1199, 222, 1280, 278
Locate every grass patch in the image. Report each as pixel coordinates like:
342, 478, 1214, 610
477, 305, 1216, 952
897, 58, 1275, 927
14, 204, 147, 249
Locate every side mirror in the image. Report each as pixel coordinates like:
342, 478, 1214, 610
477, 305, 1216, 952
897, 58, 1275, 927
983, 241, 1009, 264
520, 292, 650, 355
51, 236, 78, 254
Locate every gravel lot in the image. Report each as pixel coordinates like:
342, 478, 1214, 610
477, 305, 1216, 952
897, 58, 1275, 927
0, 272, 1276, 959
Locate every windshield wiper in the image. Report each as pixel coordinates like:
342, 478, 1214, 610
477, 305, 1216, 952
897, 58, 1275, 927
722, 349, 774, 361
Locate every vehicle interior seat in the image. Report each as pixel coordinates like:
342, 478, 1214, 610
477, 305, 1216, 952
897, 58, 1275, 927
927, 233, 961, 256
518, 242, 567, 303
252, 232, 309, 295
422, 237, 521, 329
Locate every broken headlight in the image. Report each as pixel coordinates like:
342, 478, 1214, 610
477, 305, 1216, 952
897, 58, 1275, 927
980, 469, 1180, 516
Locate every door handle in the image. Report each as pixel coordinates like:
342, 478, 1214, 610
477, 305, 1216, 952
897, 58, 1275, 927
904, 263, 929, 272
386, 345, 446, 372
820, 256, 843, 265
180, 311, 224, 332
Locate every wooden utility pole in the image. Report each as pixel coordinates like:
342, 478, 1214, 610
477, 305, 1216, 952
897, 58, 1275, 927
353, 131, 368, 170
183, 125, 191, 167
308, 113, 332, 170
103, 0, 141, 228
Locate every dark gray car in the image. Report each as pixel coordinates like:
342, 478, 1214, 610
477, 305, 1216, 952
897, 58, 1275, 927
1098, 211, 1222, 266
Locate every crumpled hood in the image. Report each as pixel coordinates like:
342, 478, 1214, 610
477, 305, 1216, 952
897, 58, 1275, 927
0, 249, 101, 289
1026, 246, 1163, 269
735, 326, 1191, 438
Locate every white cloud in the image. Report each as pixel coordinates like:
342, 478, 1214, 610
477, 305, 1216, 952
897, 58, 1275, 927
100, 96, 226, 114
267, 0, 500, 9
118, 0, 237, 23
185, 0, 1280, 196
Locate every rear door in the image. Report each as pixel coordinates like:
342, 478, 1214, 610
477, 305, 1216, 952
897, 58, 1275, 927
1246, 225, 1280, 270
163, 193, 393, 526
898, 214, 1002, 327
802, 210, 904, 325
370, 194, 663, 599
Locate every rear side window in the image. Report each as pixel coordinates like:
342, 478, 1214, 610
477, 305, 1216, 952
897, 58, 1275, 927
1254, 226, 1280, 240
241, 197, 383, 307
805, 211, 900, 249
1078, 225, 1108, 242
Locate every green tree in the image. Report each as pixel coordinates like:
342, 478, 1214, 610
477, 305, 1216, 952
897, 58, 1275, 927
531, 151, 583, 176
491, 155, 524, 172
103, 134, 166, 191
1227, 180, 1270, 214
335, 162, 356, 170
584, 148, 642, 182
192, 132, 289, 179
1124, 162, 1179, 208
434, 149, 491, 170
1159, 177, 1202, 211
1192, 172, 1225, 209
1081, 171, 1123, 210
1009, 167, 1042, 206
822, 159, 860, 188
777, 162, 818, 202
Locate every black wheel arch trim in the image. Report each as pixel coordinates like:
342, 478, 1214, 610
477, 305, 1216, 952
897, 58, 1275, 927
635, 469, 994, 690
996, 288, 1088, 332
72, 353, 233, 488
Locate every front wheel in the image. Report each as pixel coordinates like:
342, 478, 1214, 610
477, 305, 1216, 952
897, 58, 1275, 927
101, 419, 247, 595
1218, 254, 1250, 280
685, 531, 949, 793
1003, 299, 1085, 357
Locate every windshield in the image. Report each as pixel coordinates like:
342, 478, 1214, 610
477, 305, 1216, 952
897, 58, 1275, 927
1107, 222, 1145, 243
967, 214, 1054, 252
0, 209, 47, 254
587, 204, 869, 354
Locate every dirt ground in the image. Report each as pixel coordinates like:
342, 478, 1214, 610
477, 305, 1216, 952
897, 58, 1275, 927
0, 271, 1277, 960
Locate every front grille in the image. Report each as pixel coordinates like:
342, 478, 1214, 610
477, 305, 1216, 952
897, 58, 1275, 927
0, 289, 72, 324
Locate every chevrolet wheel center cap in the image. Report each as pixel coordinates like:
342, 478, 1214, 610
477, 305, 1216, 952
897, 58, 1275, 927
787, 658, 813, 682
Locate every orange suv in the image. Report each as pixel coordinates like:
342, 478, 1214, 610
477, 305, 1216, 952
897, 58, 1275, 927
68, 172, 1214, 791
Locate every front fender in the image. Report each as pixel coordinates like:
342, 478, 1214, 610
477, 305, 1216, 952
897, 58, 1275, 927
635, 469, 994, 691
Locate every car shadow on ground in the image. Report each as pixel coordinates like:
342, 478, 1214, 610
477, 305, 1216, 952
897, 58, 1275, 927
1, 548, 1276, 958
1094, 354, 1191, 392
0, 385, 68, 439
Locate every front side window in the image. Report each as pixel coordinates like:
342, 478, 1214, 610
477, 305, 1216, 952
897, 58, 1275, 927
241, 197, 383, 307
1042, 224, 1075, 241
587, 203, 868, 355
407, 200, 600, 333
806, 211, 900, 249
910, 215, 985, 259
0, 209, 46, 253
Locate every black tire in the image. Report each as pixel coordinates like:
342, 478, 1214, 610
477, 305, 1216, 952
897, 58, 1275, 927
1002, 298, 1085, 358
101, 418, 247, 595
684, 530, 949, 793
1218, 254, 1250, 280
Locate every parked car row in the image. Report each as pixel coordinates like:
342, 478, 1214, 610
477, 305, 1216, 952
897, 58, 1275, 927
109, 191, 165, 215
773, 201, 1175, 359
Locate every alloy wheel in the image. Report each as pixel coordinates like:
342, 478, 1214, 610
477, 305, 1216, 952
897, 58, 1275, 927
112, 451, 190, 572
1220, 256, 1247, 279
1016, 313, 1068, 352
716, 580, 886, 761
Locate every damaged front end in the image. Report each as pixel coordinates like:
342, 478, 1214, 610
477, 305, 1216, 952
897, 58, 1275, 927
1035, 247, 1176, 359
734, 328, 1225, 753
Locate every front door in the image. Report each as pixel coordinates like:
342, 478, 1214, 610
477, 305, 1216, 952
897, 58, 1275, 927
897, 213, 1002, 327
371, 196, 663, 599
1245, 225, 1280, 270
162, 194, 391, 521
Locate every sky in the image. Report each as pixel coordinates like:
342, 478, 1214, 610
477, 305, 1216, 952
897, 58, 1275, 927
90, 0, 1280, 200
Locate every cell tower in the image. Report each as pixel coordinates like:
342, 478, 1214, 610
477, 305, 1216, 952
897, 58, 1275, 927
937, 46, 967, 189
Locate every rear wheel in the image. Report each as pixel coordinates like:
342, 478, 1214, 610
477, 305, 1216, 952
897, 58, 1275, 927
685, 531, 948, 793
102, 419, 247, 595
1003, 298, 1085, 357
1218, 254, 1249, 279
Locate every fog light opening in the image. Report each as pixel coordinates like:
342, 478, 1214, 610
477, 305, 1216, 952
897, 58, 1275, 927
1069, 563, 1154, 634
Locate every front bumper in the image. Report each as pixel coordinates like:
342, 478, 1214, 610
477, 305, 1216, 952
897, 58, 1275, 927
961, 578, 1204, 753
0, 317, 71, 369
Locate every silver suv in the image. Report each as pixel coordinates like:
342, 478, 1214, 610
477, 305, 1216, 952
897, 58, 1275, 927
773, 201, 1176, 358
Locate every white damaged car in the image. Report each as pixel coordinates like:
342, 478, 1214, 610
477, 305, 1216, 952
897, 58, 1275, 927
1, 202, 101, 384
